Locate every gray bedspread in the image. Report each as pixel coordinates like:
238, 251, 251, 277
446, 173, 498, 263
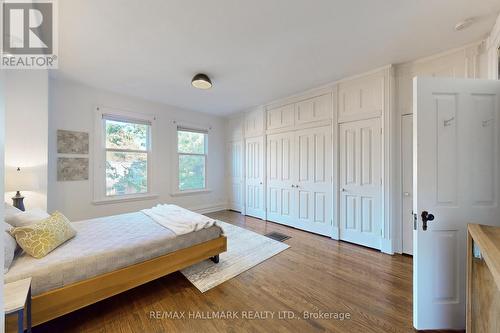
4, 212, 223, 295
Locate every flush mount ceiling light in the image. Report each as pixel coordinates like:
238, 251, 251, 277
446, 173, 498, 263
191, 73, 212, 90
455, 17, 476, 31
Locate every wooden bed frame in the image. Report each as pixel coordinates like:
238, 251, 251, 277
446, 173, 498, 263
7, 236, 227, 331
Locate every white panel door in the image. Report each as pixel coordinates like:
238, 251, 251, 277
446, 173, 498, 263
228, 141, 244, 212
402, 115, 413, 255
294, 126, 333, 236
339, 118, 382, 249
414, 78, 500, 330
245, 136, 265, 219
266, 132, 295, 225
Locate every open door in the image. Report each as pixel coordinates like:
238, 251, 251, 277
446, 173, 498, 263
413, 77, 500, 329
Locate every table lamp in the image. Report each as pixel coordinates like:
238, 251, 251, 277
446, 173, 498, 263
5, 167, 36, 211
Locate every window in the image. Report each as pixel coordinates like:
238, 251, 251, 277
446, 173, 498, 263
103, 115, 151, 197
177, 127, 207, 191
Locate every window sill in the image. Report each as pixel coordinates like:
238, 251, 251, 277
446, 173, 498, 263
92, 193, 159, 205
170, 189, 212, 197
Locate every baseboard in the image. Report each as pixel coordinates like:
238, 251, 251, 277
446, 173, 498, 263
191, 202, 228, 214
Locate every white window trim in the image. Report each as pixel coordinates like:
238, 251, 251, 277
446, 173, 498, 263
171, 122, 211, 196
93, 106, 158, 204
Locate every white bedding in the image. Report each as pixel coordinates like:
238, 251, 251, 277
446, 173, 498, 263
5, 212, 223, 295
141, 204, 216, 235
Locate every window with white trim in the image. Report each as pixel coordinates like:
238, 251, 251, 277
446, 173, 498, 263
103, 114, 151, 197
177, 127, 207, 191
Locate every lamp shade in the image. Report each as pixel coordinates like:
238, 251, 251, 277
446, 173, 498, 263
5, 167, 38, 192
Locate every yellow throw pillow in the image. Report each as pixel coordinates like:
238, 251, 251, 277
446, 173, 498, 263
10, 211, 76, 259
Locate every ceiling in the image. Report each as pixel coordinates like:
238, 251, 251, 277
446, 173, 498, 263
55, 0, 500, 116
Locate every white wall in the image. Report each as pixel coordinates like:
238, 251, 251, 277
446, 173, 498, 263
0, 69, 6, 329
4, 70, 49, 211
48, 78, 227, 221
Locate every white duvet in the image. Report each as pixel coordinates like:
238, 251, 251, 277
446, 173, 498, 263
141, 204, 216, 235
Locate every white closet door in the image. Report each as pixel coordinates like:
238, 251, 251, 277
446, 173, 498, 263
267, 132, 295, 225
339, 118, 382, 249
401, 115, 413, 254
245, 136, 265, 219
294, 126, 333, 236
228, 141, 244, 212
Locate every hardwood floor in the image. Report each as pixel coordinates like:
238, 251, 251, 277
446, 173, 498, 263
32, 211, 414, 333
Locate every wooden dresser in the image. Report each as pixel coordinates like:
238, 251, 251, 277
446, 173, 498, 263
467, 224, 500, 332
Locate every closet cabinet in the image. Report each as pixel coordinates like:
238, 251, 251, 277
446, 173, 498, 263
335, 66, 391, 252
295, 93, 331, 125
243, 107, 266, 219
225, 66, 394, 253
337, 72, 385, 122
267, 125, 332, 236
245, 107, 265, 137
266, 104, 294, 131
266, 93, 332, 132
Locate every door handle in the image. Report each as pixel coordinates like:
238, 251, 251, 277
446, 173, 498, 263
421, 211, 435, 231
291, 185, 296, 188
341, 188, 347, 192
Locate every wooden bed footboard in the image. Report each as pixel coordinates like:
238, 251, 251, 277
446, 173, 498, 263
7, 236, 227, 330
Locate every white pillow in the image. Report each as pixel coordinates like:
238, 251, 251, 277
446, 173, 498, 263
6, 209, 50, 227
4, 202, 22, 220
4, 222, 17, 273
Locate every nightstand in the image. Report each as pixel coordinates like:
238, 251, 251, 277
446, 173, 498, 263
5, 277, 32, 333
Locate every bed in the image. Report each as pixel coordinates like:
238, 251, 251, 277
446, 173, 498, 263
5, 210, 227, 327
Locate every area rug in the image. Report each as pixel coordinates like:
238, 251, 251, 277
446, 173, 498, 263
180, 221, 290, 292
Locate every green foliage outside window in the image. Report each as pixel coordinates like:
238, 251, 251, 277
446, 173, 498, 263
178, 130, 206, 191
104, 122, 206, 195
105, 120, 149, 196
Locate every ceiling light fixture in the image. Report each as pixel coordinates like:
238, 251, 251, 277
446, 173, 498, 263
191, 73, 212, 90
454, 17, 476, 31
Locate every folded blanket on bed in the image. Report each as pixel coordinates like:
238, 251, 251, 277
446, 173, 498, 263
141, 204, 216, 236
